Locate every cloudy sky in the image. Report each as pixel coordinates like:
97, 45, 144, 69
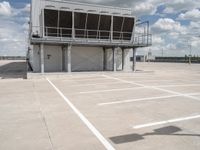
0, 0, 200, 56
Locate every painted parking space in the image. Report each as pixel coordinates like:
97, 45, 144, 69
45, 68, 200, 150
1, 62, 200, 150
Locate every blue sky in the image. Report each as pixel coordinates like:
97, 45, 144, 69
0, 0, 200, 56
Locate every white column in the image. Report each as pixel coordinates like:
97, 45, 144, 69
40, 44, 44, 73
133, 48, 137, 72
67, 45, 72, 72
111, 16, 113, 42
113, 47, 117, 72
72, 12, 75, 39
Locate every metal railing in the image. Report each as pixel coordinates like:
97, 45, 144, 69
42, 26, 133, 40
30, 26, 152, 46
134, 33, 152, 46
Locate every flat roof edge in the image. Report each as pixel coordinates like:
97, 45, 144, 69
43, 0, 132, 12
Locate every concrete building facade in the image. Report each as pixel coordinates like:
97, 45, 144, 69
29, 0, 151, 73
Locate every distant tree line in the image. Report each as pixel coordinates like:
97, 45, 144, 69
135, 55, 200, 63
151, 55, 200, 63
0, 56, 26, 60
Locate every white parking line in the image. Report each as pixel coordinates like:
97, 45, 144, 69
151, 86, 200, 102
98, 95, 179, 106
102, 75, 144, 87
157, 84, 200, 88
46, 78, 115, 150
103, 75, 200, 102
68, 75, 103, 79
133, 114, 200, 129
132, 79, 171, 82
68, 82, 123, 87
79, 87, 144, 94
98, 93, 200, 106
64, 77, 110, 82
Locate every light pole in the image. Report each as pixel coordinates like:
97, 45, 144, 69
188, 44, 192, 65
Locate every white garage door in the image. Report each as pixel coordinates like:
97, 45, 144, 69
72, 47, 103, 71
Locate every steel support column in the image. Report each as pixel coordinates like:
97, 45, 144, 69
40, 44, 44, 73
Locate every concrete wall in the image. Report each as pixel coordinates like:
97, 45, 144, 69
31, 45, 106, 72
116, 48, 123, 71
105, 48, 132, 71
31, 0, 42, 36
30, 44, 133, 72
31, 45, 40, 72
31, 45, 62, 72
105, 49, 113, 71
124, 49, 132, 71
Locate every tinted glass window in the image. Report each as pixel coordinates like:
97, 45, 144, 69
59, 11, 72, 37
44, 9, 58, 36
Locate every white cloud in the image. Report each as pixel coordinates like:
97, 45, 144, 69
190, 21, 200, 29
165, 0, 200, 13
150, 14, 200, 56
133, 2, 156, 16
166, 43, 177, 50
178, 9, 200, 21
0, 2, 29, 56
152, 35, 165, 45
189, 21, 200, 37
163, 7, 174, 14
0, 1, 12, 16
0, 20, 27, 56
22, 4, 30, 12
130, 0, 164, 16
152, 18, 186, 33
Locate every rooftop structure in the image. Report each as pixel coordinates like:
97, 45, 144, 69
29, 0, 152, 73
30, 0, 151, 48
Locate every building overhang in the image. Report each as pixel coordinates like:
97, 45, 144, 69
30, 36, 152, 49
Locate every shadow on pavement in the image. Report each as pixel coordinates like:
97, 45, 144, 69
110, 126, 200, 144
0, 61, 27, 79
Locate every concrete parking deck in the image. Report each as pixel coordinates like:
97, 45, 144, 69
0, 60, 27, 79
0, 61, 200, 150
